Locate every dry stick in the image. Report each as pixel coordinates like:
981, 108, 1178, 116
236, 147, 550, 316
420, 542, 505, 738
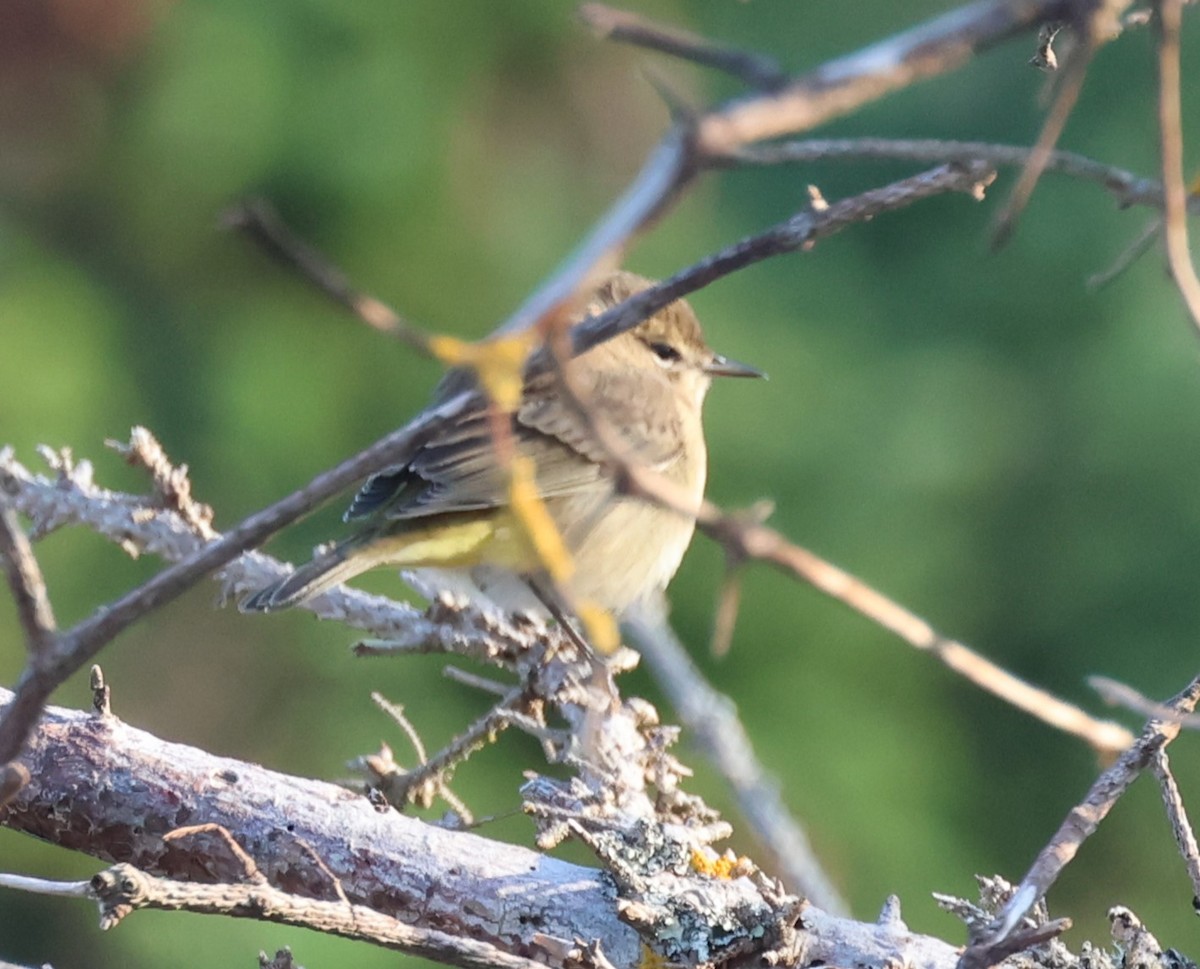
695, 0, 1078, 154
0, 396, 474, 766
222, 199, 435, 354
960, 674, 1200, 969
573, 161, 999, 355
0, 503, 57, 657
373, 686, 527, 810
1150, 748, 1200, 907
1088, 217, 1164, 290
1154, 0, 1200, 333
0, 865, 549, 969
700, 511, 1136, 756
108, 426, 216, 539
729, 137, 1196, 215
623, 607, 849, 916
1090, 674, 1200, 728
577, 3, 788, 91
369, 692, 475, 822
992, 30, 1097, 248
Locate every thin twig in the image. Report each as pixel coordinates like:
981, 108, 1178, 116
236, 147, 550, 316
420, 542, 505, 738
727, 137, 1193, 215
163, 824, 266, 883
372, 692, 428, 764
59, 862, 549, 969
1087, 217, 1163, 290
0, 502, 57, 657
962, 674, 1200, 967
578, 3, 788, 90
442, 667, 513, 697
107, 427, 216, 540
624, 605, 850, 915
1090, 674, 1200, 728
369, 686, 527, 810
1154, 0, 1200, 333
573, 161, 997, 355
223, 199, 435, 354
695, 0, 1076, 154
992, 32, 1096, 248
498, 126, 693, 341
1150, 748, 1200, 905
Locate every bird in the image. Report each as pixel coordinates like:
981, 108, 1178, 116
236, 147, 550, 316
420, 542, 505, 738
241, 270, 762, 620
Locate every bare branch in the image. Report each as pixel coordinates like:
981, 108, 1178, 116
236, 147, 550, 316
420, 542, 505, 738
2, 687, 980, 969
992, 28, 1096, 247
496, 125, 692, 339
695, 0, 1077, 154
578, 3, 788, 91
573, 161, 997, 355
1091, 674, 1200, 727
223, 198, 434, 353
1154, 0, 1200, 332
81, 862, 548, 969
965, 674, 1200, 962
107, 427, 216, 540
0, 501, 56, 658
728, 137, 1193, 215
1150, 748, 1200, 906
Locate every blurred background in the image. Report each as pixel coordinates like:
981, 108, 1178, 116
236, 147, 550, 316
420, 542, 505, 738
2, 0, 1200, 965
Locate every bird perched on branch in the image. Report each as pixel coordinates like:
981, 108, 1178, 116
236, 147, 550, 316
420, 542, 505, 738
241, 271, 762, 622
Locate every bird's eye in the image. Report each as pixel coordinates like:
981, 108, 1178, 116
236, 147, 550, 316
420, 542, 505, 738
649, 341, 682, 364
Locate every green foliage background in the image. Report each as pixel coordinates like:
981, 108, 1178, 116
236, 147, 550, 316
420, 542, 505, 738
2, 1, 1199, 965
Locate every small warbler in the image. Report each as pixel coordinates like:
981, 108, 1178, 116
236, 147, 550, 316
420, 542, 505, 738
242, 271, 762, 618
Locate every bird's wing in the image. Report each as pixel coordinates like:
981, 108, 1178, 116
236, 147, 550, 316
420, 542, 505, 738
344, 364, 683, 523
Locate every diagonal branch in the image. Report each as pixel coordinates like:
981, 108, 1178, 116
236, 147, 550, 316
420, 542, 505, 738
572, 161, 997, 355
0, 503, 56, 658
578, 3, 788, 90
695, 0, 1080, 154
961, 674, 1200, 967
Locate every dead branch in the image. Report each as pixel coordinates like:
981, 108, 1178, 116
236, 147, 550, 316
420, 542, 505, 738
13, 686, 1174, 969
728, 137, 1194, 215
692, 0, 1082, 154
1150, 749, 1200, 906
962, 674, 1200, 966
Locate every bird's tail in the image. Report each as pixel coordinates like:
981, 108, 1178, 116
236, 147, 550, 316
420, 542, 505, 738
240, 541, 370, 613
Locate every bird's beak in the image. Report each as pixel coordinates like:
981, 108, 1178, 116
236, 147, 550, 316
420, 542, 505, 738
706, 353, 767, 379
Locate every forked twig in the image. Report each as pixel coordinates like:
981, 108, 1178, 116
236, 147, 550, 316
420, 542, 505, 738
963, 674, 1200, 966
